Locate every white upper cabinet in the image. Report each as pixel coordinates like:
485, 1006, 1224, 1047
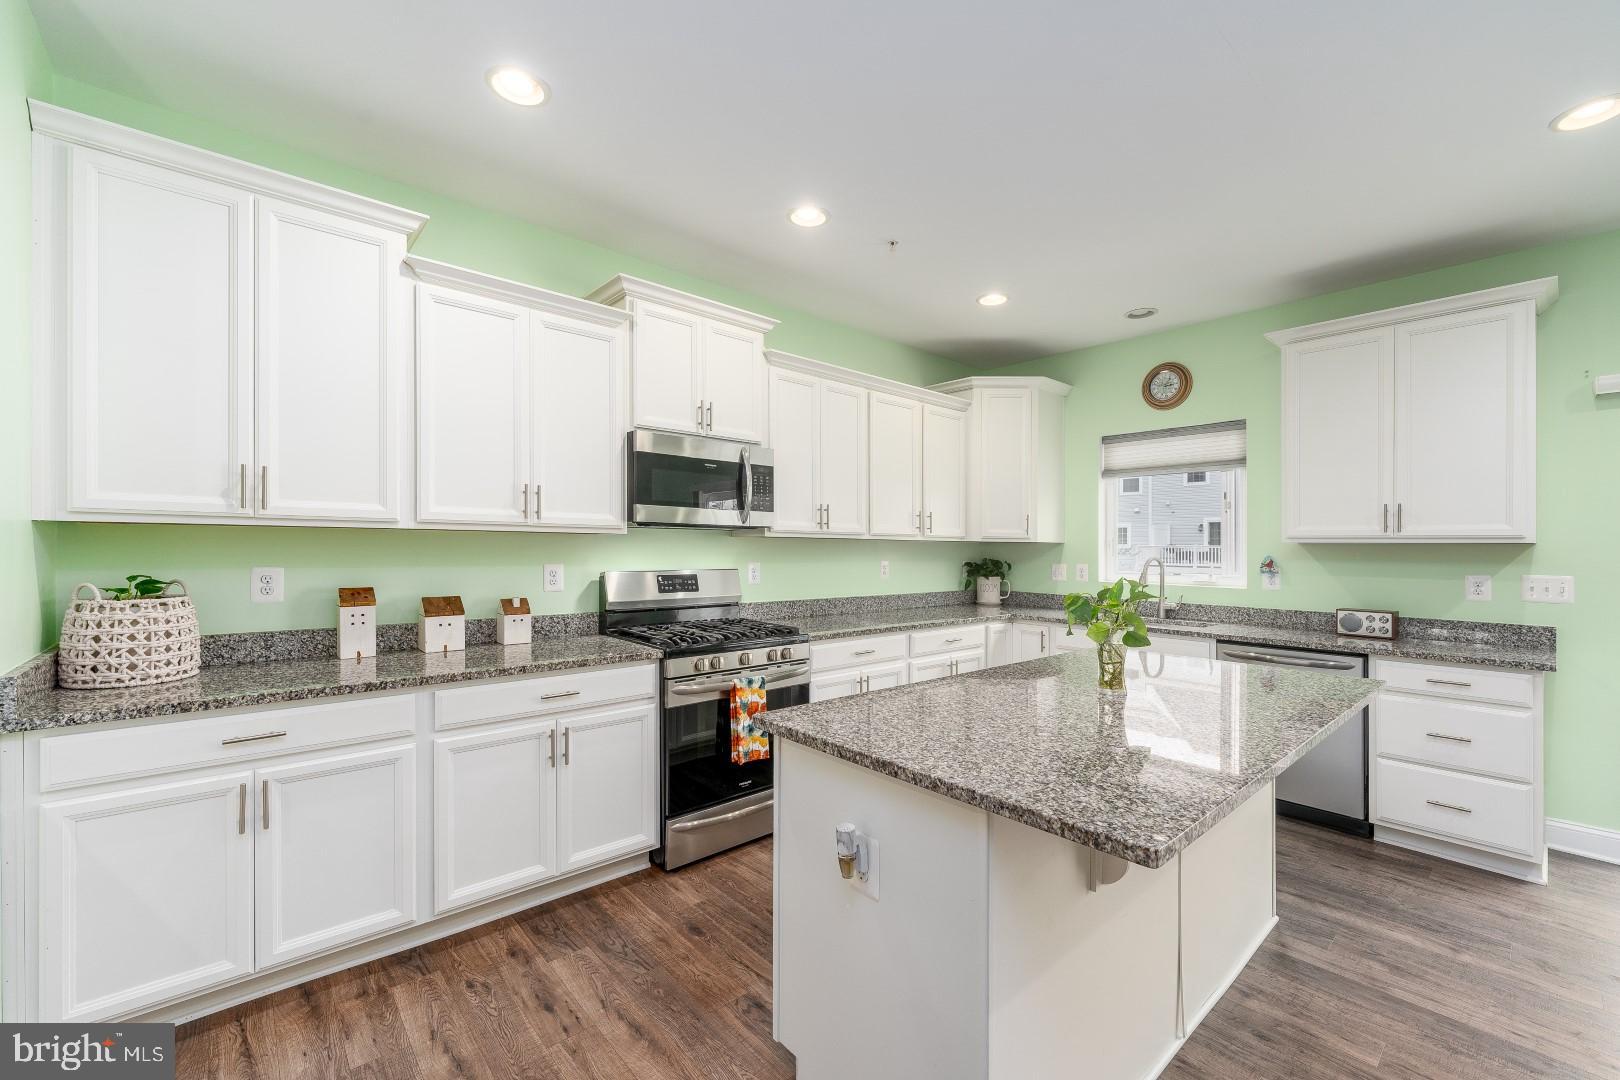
768, 367, 821, 533
408, 256, 630, 533
869, 392, 923, 538
930, 377, 1071, 542
921, 403, 968, 539
765, 362, 869, 536
1270, 278, 1552, 543
588, 275, 776, 443
32, 102, 428, 525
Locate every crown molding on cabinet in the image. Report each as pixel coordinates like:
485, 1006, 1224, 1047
27, 100, 430, 242
1264, 277, 1559, 347
927, 375, 1074, 397
403, 255, 630, 328
765, 349, 970, 411
585, 274, 779, 333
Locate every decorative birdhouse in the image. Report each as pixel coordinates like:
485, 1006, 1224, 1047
418, 595, 466, 654
337, 587, 377, 661
497, 596, 533, 646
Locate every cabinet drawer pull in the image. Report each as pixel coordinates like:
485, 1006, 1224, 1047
852, 649, 877, 657
221, 730, 287, 746
522, 482, 530, 519
240, 464, 248, 510
705, 402, 713, 432
562, 727, 571, 765
927, 511, 934, 533
1425, 799, 1472, 814
261, 465, 268, 511
1425, 732, 1473, 744
697, 401, 704, 430
548, 727, 556, 767
540, 690, 581, 700
1382, 503, 1389, 533
238, 783, 247, 835
261, 780, 270, 829
1424, 678, 1473, 688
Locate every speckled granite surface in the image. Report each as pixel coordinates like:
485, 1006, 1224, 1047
799, 601, 1557, 672
201, 612, 602, 666
8, 636, 659, 733
763, 650, 1379, 868
742, 589, 973, 622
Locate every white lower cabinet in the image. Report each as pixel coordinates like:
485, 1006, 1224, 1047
556, 703, 659, 873
809, 658, 908, 701
255, 744, 417, 968
39, 770, 256, 1021
908, 650, 984, 683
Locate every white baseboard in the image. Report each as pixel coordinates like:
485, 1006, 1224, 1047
1546, 818, 1620, 866
1374, 826, 1547, 885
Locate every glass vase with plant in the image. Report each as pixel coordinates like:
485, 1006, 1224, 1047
962, 557, 1013, 606
1063, 577, 1155, 691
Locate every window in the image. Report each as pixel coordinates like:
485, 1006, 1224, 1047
1099, 421, 1246, 588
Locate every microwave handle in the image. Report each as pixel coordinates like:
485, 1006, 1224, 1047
739, 444, 752, 526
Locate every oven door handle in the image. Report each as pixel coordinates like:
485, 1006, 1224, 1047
669, 798, 774, 832
665, 662, 811, 701
739, 445, 752, 526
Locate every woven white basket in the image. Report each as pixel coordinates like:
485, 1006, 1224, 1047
58, 581, 201, 689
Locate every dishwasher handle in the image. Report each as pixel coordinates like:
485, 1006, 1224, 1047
1219, 648, 1360, 671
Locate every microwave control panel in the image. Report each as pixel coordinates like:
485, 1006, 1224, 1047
749, 466, 774, 511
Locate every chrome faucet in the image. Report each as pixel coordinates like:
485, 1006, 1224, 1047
1138, 558, 1169, 620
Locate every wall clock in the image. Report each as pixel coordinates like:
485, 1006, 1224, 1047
1142, 362, 1192, 410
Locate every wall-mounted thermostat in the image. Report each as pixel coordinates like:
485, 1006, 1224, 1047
1335, 608, 1397, 639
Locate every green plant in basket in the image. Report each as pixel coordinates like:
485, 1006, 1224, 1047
101, 574, 176, 601
1063, 577, 1155, 691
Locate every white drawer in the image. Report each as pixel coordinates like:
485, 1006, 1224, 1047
434, 664, 655, 731
811, 633, 908, 671
1375, 693, 1534, 782
38, 694, 417, 791
1372, 658, 1534, 707
909, 623, 988, 658
1374, 758, 1535, 856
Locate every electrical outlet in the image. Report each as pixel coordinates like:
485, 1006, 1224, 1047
1521, 574, 1574, 603
879, 560, 890, 580
1465, 575, 1492, 601
1050, 562, 1067, 582
250, 567, 284, 603
1074, 563, 1089, 583
747, 562, 762, 585
543, 564, 564, 593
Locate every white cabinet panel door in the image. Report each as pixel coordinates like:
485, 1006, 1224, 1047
701, 321, 766, 443
533, 314, 626, 529
978, 388, 1032, 538
68, 148, 253, 516
416, 285, 530, 525
819, 379, 868, 535
768, 368, 820, 533
256, 198, 403, 521
908, 655, 955, 684
953, 650, 986, 676
630, 301, 703, 434
255, 744, 416, 968
922, 405, 967, 539
810, 669, 863, 703
869, 392, 923, 538
433, 720, 559, 914
1395, 304, 1533, 539
557, 702, 658, 873
40, 771, 254, 1021
1282, 327, 1394, 539
1011, 623, 1050, 662
864, 658, 909, 692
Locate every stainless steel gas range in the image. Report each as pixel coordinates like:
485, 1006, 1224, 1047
600, 569, 808, 869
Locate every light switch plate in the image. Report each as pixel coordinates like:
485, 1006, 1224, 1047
1050, 563, 1067, 582
250, 567, 284, 603
543, 564, 564, 593
747, 562, 762, 585
1074, 564, 1089, 583
1465, 575, 1492, 601
1521, 574, 1574, 603
879, 560, 890, 579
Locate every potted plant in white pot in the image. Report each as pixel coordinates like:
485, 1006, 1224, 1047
1063, 577, 1155, 691
962, 558, 1013, 606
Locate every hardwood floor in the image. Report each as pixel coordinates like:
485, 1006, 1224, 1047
178, 820, 1620, 1079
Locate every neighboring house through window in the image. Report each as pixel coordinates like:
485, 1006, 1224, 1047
1184, 471, 1208, 484
1120, 477, 1141, 494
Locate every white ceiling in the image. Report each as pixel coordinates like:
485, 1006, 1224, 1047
29, 0, 1620, 365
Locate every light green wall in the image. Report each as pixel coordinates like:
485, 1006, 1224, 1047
991, 227, 1620, 832
32, 79, 981, 638
0, 0, 53, 671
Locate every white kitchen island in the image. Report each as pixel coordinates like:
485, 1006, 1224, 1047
764, 650, 1377, 1080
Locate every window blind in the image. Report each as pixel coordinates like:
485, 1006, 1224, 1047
1100, 420, 1246, 478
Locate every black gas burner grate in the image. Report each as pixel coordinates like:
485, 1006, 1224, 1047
609, 617, 801, 651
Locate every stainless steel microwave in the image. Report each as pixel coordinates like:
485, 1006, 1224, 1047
627, 430, 775, 528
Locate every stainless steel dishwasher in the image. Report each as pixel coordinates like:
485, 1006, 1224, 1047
1216, 642, 1371, 836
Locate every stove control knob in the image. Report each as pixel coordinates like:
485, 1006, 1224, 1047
692, 659, 706, 674
780, 646, 794, 661
739, 652, 753, 666
708, 656, 725, 671
766, 648, 780, 662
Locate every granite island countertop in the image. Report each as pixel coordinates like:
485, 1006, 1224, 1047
762, 649, 1379, 868
794, 603, 1558, 672
9, 635, 661, 733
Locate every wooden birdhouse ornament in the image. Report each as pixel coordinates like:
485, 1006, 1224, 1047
497, 597, 533, 646
337, 587, 377, 661
418, 595, 466, 654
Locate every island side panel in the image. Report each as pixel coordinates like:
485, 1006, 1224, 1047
986, 815, 1181, 1080
1179, 780, 1278, 1034
774, 740, 990, 1080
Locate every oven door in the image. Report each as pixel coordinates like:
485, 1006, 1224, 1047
628, 429, 775, 528
661, 659, 808, 822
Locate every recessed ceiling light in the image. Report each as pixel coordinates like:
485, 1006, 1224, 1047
486, 66, 550, 107
1550, 94, 1620, 132
977, 292, 1008, 307
788, 205, 829, 228
1125, 307, 1159, 319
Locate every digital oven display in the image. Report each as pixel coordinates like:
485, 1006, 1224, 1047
655, 574, 700, 594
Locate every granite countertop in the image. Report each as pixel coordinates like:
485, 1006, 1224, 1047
763, 650, 1379, 869
10, 636, 661, 733
797, 604, 1558, 672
